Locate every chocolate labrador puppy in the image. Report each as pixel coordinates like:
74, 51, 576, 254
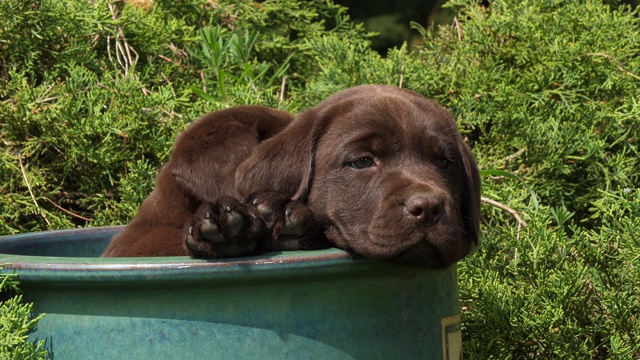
103, 85, 480, 268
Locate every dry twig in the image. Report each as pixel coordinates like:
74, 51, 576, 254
481, 196, 528, 228
584, 53, 640, 81
279, 76, 288, 104
18, 154, 51, 226
453, 16, 463, 41
496, 147, 527, 167
43, 197, 92, 222
107, 3, 139, 77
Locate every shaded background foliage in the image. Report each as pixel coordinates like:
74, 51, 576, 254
1, 0, 639, 358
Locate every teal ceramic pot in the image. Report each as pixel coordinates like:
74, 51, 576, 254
0, 227, 461, 359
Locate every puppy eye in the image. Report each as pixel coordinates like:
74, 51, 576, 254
349, 157, 376, 169
435, 158, 451, 169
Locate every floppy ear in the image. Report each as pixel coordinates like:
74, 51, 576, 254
169, 106, 293, 202
235, 106, 334, 202
458, 140, 482, 247
235, 87, 366, 202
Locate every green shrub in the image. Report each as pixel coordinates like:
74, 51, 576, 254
460, 188, 640, 358
0, 272, 47, 359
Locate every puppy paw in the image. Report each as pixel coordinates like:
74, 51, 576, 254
186, 196, 263, 258
247, 191, 323, 251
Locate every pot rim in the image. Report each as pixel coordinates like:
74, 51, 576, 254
0, 226, 413, 288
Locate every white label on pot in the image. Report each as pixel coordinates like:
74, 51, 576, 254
441, 313, 462, 360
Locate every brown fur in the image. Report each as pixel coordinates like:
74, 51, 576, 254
103, 85, 481, 268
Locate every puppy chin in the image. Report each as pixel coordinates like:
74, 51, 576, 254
390, 244, 449, 269
327, 226, 472, 268
343, 238, 441, 268
372, 236, 472, 269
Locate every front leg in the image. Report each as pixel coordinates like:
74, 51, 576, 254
185, 192, 327, 258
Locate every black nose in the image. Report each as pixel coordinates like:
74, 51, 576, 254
404, 194, 444, 225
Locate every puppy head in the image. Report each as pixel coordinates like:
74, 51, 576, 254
238, 85, 481, 268
305, 85, 480, 268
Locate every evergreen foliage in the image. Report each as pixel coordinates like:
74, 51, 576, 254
0, 271, 46, 359
0, 0, 638, 357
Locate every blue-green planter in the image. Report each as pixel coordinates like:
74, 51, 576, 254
0, 227, 461, 360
